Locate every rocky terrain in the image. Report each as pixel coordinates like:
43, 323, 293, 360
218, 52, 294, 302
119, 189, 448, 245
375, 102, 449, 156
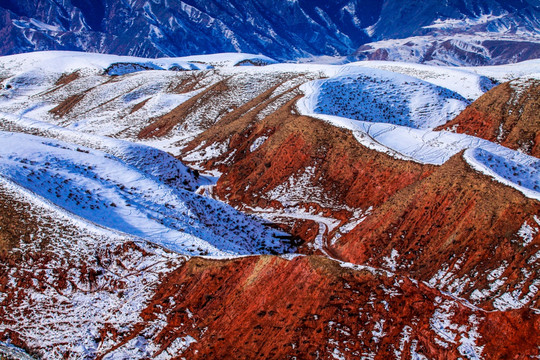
0, 0, 538, 65
439, 77, 540, 156
0, 52, 539, 359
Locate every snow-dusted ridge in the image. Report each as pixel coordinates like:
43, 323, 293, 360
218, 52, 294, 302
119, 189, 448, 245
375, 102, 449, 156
0, 131, 293, 257
0, 112, 208, 192
0, 51, 276, 75
297, 64, 540, 201
304, 66, 470, 129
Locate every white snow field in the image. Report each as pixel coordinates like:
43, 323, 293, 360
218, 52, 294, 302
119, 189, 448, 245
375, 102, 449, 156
0, 131, 291, 256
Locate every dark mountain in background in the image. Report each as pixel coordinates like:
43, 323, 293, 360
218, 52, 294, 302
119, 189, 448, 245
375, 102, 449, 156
0, 0, 538, 64
371, 0, 539, 39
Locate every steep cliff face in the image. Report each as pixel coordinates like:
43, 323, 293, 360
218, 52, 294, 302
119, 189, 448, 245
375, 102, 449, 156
439, 78, 540, 157
333, 153, 540, 310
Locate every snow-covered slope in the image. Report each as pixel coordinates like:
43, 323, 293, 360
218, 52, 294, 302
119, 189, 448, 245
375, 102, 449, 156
297, 64, 540, 200
1, 112, 207, 192
0, 131, 292, 256
0, 50, 277, 77
346, 60, 497, 100
302, 66, 469, 129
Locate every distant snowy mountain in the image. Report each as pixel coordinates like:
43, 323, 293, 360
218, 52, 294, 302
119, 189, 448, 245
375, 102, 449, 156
0, 0, 538, 64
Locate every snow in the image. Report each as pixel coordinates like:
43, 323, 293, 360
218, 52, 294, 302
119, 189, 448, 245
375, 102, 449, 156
492, 279, 540, 311
383, 250, 399, 272
423, 13, 508, 31
0, 342, 36, 360
518, 221, 538, 246
0, 51, 538, 331
0, 113, 207, 191
249, 136, 268, 152
301, 66, 469, 129
0, 51, 215, 77
0, 51, 281, 78
464, 148, 540, 201
429, 299, 483, 359
347, 61, 495, 101
164, 52, 277, 67
154, 336, 196, 360
465, 59, 540, 83
0, 131, 293, 257
528, 251, 540, 265
297, 67, 540, 201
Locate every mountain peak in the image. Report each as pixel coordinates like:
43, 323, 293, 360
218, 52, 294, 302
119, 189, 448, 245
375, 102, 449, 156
0, 0, 537, 64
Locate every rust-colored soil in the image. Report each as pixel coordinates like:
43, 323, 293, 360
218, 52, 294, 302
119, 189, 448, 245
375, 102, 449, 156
0, 189, 35, 260
48, 93, 85, 117
129, 97, 150, 114
54, 71, 80, 86
167, 72, 209, 94
439, 80, 540, 157
334, 153, 540, 309
104, 255, 539, 360
182, 95, 432, 239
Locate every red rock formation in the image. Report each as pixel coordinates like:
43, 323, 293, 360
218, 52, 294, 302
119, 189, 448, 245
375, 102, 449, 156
439, 79, 540, 157
182, 97, 432, 235
333, 153, 540, 310
105, 255, 540, 359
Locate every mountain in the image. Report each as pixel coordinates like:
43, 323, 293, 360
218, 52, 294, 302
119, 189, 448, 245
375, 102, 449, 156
438, 76, 540, 156
0, 51, 539, 358
367, 0, 540, 40
0, 0, 374, 59
355, 0, 540, 65
0, 0, 538, 64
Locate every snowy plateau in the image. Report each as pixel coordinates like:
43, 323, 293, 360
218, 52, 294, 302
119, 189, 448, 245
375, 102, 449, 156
0, 50, 539, 359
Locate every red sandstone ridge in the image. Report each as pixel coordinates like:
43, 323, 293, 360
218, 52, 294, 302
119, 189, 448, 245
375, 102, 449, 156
186, 99, 431, 210
99, 256, 540, 360
332, 152, 540, 311
438, 78, 540, 157
180, 95, 432, 247
4, 181, 539, 359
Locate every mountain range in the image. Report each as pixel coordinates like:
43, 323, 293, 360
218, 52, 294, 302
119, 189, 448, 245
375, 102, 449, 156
0, 0, 539, 64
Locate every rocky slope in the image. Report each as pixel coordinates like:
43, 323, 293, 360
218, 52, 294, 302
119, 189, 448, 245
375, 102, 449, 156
3, 182, 538, 359
439, 77, 540, 157
333, 153, 540, 310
